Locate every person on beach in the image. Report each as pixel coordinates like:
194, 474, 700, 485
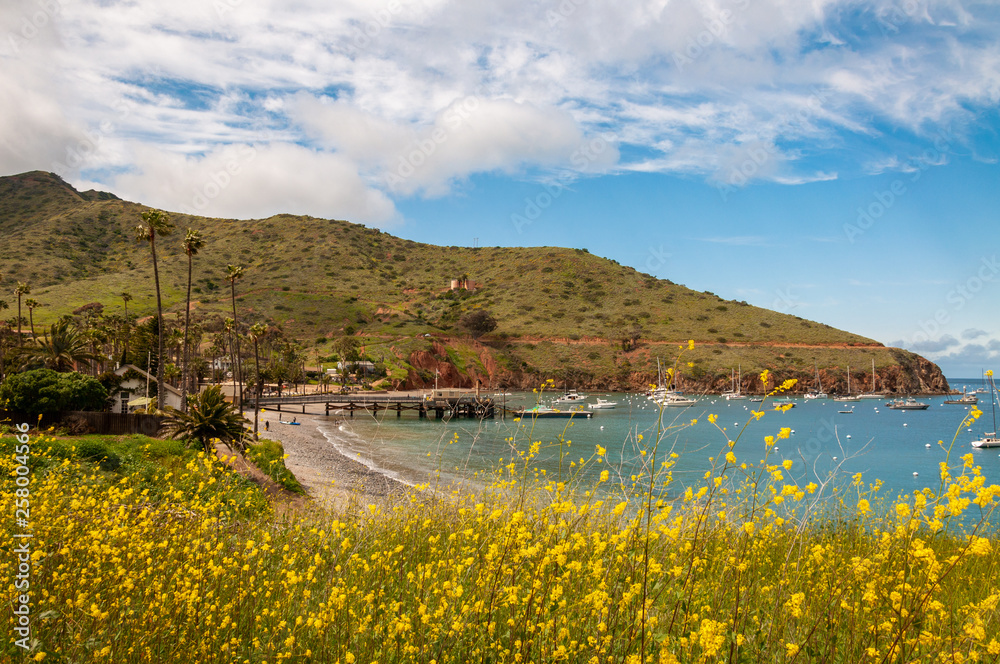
265, 421, 269, 432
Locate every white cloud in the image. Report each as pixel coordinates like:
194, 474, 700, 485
93, 142, 397, 224
1, 0, 998, 217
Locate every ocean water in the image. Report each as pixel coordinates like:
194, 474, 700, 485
315, 379, 1000, 505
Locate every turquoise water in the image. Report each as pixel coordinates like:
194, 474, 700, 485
317, 380, 1000, 503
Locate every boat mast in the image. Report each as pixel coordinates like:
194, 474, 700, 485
989, 371, 997, 433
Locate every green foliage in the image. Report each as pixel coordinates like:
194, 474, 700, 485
0, 368, 108, 413
459, 309, 497, 338
245, 439, 305, 494
162, 385, 249, 453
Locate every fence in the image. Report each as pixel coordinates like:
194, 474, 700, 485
0, 411, 164, 436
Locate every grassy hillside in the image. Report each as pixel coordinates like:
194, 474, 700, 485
0, 171, 947, 392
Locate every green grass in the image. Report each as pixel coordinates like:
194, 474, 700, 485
246, 438, 306, 494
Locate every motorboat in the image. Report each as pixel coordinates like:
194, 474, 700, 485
590, 398, 618, 409
553, 390, 588, 406
886, 397, 930, 411
516, 405, 593, 419
657, 393, 697, 407
805, 365, 828, 399
943, 388, 977, 405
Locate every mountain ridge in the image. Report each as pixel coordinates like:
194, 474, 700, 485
0, 170, 949, 394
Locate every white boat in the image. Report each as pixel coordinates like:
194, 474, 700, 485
858, 359, 884, 399
972, 374, 999, 448
833, 366, 860, 402
518, 405, 593, 419
554, 389, 588, 406
943, 390, 977, 405
804, 365, 828, 399
590, 398, 618, 409
657, 393, 697, 407
886, 397, 930, 411
722, 365, 747, 400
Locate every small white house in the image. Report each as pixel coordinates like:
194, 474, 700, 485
112, 364, 185, 413
336, 360, 376, 375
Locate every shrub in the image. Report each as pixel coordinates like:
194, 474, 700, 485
0, 369, 108, 413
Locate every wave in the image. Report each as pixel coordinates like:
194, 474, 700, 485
314, 419, 420, 489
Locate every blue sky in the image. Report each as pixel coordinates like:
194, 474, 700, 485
1, 0, 998, 377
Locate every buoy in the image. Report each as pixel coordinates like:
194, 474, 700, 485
846, 435, 852, 439
903, 423, 908, 427
600, 426, 604, 430
925, 443, 931, 448
791, 429, 796, 434
913, 471, 919, 476
833, 456, 838, 460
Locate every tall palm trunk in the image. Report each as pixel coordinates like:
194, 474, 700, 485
182, 256, 192, 410
150, 235, 166, 405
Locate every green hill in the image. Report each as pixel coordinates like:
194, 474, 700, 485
0, 171, 948, 394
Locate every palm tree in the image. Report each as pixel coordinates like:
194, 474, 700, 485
24, 298, 40, 340
0, 300, 8, 381
18, 320, 99, 372
162, 385, 249, 454
224, 317, 236, 402
135, 210, 175, 409
248, 322, 266, 436
226, 264, 245, 408
14, 282, 29, 347
121, 291, 133, 364
181, 229, 204, 412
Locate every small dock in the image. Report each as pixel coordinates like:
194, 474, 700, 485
251, 389, 497, 420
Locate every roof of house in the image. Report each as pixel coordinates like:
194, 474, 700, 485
113, 364, 183, 397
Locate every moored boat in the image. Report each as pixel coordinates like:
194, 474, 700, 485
971, 373, 998, 448
590, 398, 618, 409
886, 397, 930, 411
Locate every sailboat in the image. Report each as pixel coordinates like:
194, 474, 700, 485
971, 373, 999, 449
804, 365, 828, 400
722, 365, 746, 400
858, 358, 884, 399
833, 366, 860, 402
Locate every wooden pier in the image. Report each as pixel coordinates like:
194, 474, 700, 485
250, 390, 497, 421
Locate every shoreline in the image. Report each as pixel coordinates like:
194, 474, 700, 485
252, 407, 409, 511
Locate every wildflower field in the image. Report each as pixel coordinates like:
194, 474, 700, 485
4, 390, 1000, 663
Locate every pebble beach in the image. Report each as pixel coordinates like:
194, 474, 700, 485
254, 407, 408, 511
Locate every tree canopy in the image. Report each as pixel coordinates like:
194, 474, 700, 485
460, 310, 497, 339
0, 368, 108, 413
